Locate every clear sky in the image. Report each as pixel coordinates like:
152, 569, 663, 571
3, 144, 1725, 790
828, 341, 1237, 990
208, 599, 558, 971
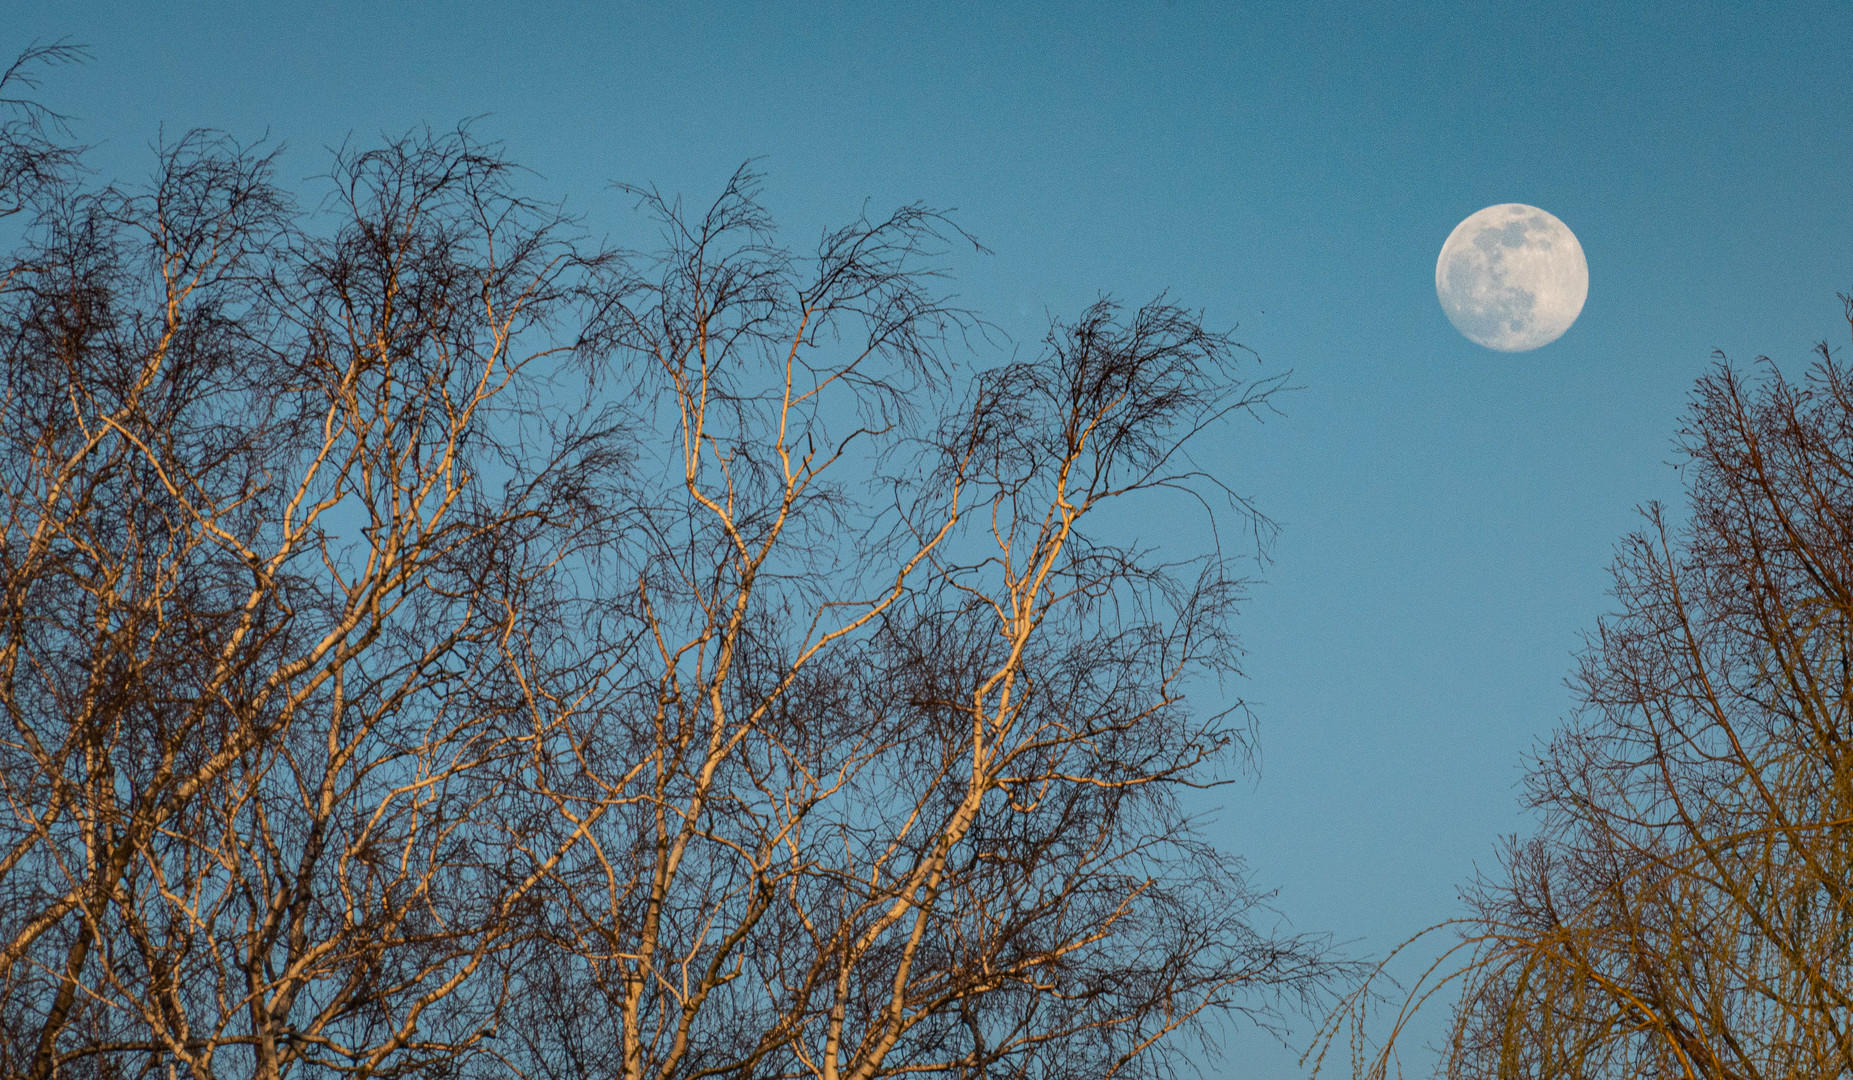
13, 2, 1853, 1075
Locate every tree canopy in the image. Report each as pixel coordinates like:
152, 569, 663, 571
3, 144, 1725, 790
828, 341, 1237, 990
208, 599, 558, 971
0, 47, 1339, 1080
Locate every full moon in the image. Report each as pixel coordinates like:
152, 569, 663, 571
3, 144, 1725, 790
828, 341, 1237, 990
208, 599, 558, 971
1435, 204, 1588, 352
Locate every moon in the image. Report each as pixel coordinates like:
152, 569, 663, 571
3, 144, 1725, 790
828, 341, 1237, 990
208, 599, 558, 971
1436, 204, 1587, 352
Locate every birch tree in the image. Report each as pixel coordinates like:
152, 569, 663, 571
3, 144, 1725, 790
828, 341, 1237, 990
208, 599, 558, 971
0, 48, 1342, 1079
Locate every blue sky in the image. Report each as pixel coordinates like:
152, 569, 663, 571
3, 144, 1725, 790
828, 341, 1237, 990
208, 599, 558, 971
14, 1, 1853, 1074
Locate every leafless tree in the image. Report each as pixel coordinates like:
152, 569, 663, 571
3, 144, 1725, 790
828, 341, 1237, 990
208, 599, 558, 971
1315, 303, 1853, 1080
0, 49, 1344, 1080
0, 116, 637, 1079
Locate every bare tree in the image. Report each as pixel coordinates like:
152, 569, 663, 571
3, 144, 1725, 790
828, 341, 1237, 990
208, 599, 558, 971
491, 176, 1336, 1079
0, 51, 1344, 1080
0, 119, 636, 1079
1316, 302, 1853, 1080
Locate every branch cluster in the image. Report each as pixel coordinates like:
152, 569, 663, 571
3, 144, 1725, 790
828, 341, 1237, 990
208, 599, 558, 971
0, 53, 1339, 1080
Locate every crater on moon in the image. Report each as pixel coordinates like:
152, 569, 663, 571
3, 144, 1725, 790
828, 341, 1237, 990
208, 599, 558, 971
1436, 204, 1588, 352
